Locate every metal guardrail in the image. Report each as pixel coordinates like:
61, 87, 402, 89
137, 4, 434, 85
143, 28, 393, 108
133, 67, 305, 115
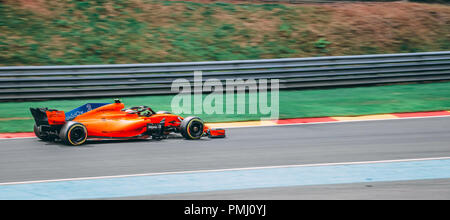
0, 51, 449, 101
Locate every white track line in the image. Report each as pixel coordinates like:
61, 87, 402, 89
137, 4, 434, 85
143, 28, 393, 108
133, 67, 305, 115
216, 114, 450, 129
1, 156, 450, 186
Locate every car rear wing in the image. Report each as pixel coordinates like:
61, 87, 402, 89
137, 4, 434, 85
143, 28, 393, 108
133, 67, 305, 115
30, 108, 66, 126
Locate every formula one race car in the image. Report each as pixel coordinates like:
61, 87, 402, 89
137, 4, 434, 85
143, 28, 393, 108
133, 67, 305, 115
30, 99, 225, 146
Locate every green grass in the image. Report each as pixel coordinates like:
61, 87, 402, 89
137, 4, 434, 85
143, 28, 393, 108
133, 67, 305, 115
1, 82, 449, 133
0, 1, 449, 66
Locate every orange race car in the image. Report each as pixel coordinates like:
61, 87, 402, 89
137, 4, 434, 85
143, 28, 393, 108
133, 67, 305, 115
30, 99, 225, 146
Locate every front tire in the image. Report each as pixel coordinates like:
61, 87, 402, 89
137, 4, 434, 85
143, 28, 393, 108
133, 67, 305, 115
180, 116, 204, 140
59, 122, 87, 146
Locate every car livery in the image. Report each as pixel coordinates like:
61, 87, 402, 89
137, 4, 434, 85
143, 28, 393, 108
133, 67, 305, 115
30, 99, 225, 146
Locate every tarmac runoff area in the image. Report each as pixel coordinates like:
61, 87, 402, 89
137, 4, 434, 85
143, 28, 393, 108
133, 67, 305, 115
0, 114, 449, 199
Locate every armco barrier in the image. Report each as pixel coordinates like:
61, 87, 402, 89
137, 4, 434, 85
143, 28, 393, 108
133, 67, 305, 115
0, 51, 449, 101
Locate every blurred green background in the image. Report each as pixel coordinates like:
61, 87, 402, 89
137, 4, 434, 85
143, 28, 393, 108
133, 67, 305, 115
1, 0, 449, 133
1, 0, 449, 66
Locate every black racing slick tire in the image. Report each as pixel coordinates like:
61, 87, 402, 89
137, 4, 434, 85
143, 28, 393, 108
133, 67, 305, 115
59, 121, 88, 146
180, 116, 204, 140
33, 124, 51, 141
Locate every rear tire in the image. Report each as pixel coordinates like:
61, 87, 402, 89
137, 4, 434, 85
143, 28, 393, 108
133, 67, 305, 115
180, 117, 204, 140
59, 122, 87, 146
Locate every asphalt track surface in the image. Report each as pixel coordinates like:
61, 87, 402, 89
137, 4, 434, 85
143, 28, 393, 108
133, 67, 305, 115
0, 116, 450, 199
